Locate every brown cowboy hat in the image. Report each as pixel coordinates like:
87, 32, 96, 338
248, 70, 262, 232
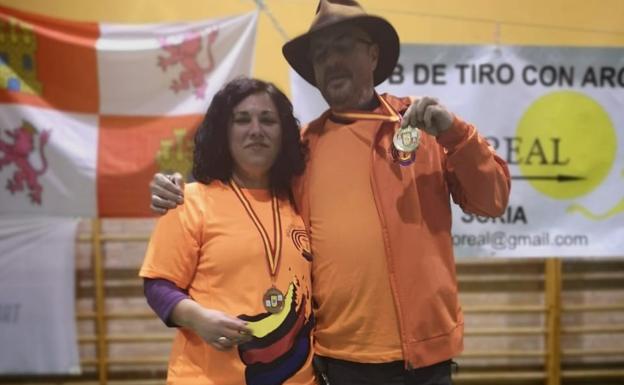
282, 0, 400, 87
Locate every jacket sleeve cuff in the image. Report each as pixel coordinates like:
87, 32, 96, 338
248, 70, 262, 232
436, 115, 472, 152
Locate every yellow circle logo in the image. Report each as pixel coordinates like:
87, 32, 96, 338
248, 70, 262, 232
516, 91, 616, 200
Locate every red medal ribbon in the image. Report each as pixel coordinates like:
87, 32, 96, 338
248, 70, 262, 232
229, 180, 283, 279
331, 94, 402, 123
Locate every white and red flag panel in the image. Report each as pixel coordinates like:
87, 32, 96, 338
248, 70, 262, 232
0, 6, 258, 217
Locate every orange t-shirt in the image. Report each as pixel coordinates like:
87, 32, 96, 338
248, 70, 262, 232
307, 117, 403, 362
140, 181, 315, 385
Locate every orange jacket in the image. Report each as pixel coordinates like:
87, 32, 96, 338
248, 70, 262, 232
293, 93, 511, 368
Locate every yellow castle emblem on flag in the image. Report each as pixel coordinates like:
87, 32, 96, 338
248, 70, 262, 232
0, 18, 42, 95
156, 128, 193, 178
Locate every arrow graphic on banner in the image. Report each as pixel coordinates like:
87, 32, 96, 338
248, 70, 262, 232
512, 175, 586, 182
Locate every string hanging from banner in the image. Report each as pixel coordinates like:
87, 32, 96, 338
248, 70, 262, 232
253, 0, 290, 41
493, 21, 502, 57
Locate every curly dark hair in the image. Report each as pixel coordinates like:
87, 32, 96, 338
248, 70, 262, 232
192, 77, 306, 196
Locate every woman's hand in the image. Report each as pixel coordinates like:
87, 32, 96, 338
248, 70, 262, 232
170, 299, 252, 351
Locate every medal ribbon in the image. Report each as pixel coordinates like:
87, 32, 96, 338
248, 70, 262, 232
332, 95, 420, 165
229, 180, 282, 278
331, 94, 402, 123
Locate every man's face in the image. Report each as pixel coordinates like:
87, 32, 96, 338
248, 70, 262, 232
309, 25, 379, 110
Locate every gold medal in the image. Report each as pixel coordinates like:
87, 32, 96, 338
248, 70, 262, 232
263, 287, 285, 314
393, 125, 420, 153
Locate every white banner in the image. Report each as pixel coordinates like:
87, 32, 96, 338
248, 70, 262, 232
291, 44, 624, 257
96, 12, 258, 116
0, 216, 80, 374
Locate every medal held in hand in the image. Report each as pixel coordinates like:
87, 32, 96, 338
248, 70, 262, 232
392, 124, 420, 166
393, 125, 420, 153
330, 94, 420, 166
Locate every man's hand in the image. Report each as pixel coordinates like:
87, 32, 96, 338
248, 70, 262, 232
150, 172, 184, 215
401, 96, 454, 137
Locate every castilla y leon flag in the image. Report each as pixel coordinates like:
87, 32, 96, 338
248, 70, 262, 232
0, 5, 258, 217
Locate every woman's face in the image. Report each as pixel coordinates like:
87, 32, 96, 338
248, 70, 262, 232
228, 92, 282, 183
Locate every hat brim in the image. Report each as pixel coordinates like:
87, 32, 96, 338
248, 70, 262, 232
282, 15, 400, 87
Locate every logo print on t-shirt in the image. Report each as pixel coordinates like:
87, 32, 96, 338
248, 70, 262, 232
238, 279, 313, 385
290, 227, 313, 262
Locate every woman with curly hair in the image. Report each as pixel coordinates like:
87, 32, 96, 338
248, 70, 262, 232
140, 77, 315, 385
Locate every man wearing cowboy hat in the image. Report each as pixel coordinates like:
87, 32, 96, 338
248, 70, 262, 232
149, 1, 510, 384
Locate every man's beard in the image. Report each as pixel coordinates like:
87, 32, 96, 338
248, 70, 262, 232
321, 80, 358, 109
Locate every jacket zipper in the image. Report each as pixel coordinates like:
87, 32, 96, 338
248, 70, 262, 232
368, 117, 412, 369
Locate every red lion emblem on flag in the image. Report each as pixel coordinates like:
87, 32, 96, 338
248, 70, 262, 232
157, 28, 219, 99
0, 121, 50, 204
